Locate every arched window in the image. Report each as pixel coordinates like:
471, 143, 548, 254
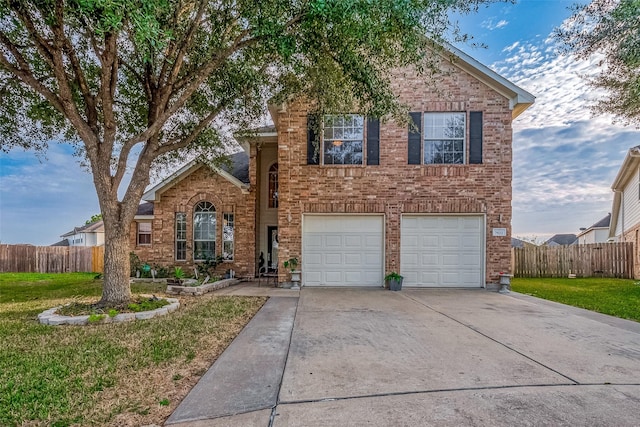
268, 163, 278, 208
193, 201, 216, 261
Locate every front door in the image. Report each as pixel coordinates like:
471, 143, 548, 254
267, 226, 278, 271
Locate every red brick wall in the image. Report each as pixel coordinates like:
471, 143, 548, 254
131, 165, 256, 278
276, 62, 515, 285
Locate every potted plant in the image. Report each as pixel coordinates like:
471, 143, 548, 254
385, 271, 403, 291
284, 257, 301, 283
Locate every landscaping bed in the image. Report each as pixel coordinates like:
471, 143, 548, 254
0, 272, 266, 426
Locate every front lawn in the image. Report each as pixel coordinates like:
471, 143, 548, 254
0, 273, 266, 427
511, 277, 640, 322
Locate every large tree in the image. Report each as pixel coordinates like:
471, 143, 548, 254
556, 0, 640, 125
0, 0, 498, 305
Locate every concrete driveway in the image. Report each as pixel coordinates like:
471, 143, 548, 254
166, 287, 640, 426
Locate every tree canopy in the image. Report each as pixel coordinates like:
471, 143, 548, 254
0, 0, 501, 304
556, 0, 640, 126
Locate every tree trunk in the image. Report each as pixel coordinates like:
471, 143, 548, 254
100, 229, 131, 306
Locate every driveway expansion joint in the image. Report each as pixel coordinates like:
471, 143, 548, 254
402, 293, 581, 385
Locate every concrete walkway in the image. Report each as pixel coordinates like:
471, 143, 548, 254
166, 287, 640, 426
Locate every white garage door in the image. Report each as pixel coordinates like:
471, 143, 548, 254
401, 215, 484, 287
303, 215, 384, 286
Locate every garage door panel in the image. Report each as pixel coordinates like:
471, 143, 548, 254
365, 234, 383, 246
403, 253, 419, 267
441, 272, 460, 286
305, 271, 322, 282
306, 234, 322, 248
402, 215, 483, 288
421, 253, 438, 266
461, 253, 482, 266
422, 235, 439, 246
462, 236, 480, 249
303, 215, 383, 287
442, 254, 461, 266
441, 218, 460, 229
325, 235, 343, 247
364, 252, 381, 266
344, 253, 362, 265
344, 235, 363, 247
420, 271, 439, 284
324, 253, 343, 265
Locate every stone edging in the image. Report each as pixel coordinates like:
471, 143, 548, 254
37, 296, 180, 326
166, 278, 239, 296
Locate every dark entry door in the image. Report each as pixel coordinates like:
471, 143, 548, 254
267, 226, 278, 271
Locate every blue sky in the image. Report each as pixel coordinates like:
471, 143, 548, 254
0, 0, 637, 245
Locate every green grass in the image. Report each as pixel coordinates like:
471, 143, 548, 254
511, 277, 640, 322
0, 273, 266, 426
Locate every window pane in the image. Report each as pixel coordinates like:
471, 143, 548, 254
268, 163, 278, 208
194, 241, 215, 260
323, 114, 364, 165
194, 202, 215, 261
137, 222, 151, 245
176, 213, 186, 260
424, 112, 466, 165
223, 212, 234, 261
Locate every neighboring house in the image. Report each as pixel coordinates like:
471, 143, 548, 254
130, 45, 535, 288
577, 213, 611, 245
544, 234, 577, 246
610, 145, 640, 277
59, 220, 105, 247
511, 237, 535, 248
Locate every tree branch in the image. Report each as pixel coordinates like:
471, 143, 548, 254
0, 40, 65, 113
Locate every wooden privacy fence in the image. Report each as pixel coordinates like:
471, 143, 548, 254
512, 242, 634, 278
0, 244, 104, 273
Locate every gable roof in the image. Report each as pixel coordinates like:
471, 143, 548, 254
578, 213, 611, 238
545, 234, 577, 246
136, 202, 154, 216
60, 220, 104, 238
511, 237, 530, 248
142, 151, 250, 202
442, 44, 535, 119
609, 146, 640, 238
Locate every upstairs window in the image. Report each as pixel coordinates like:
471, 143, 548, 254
323, 114, 364, 165
193, 201, 216, 261
423, 112, 465, 164
268, 163, 278, 208
408, 111, 482, 165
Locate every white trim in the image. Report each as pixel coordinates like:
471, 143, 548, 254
134, 215, 154, 220
142, 160, 249, 201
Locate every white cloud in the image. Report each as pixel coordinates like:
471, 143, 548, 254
495, 32, 638, 238
503, 41, 520, 53
482, 18, 509, 30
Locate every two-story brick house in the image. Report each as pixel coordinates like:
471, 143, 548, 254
131, 45, 534, 288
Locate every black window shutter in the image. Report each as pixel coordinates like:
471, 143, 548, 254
469, 111, 483, 164
307, 114, 319, 165
366, 118, 380, 165
408, 112, 422, 164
